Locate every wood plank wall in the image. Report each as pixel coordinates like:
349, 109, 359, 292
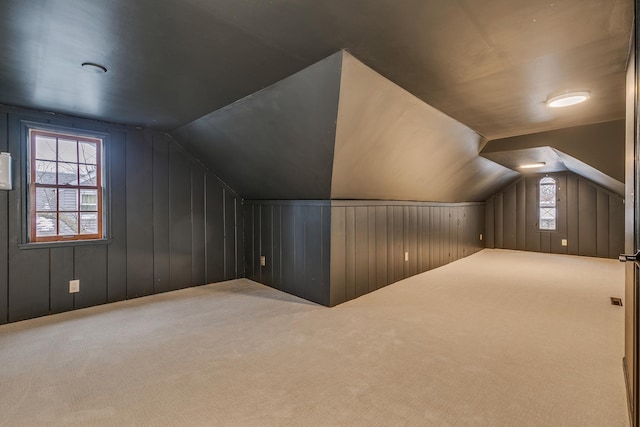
330, 201, 485, 306
485, 173, 624, 259
243, 201, 331, 306
0, 107, 243, 324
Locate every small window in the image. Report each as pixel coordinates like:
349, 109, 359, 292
29, 130, 103, 242
539, 176, 556, 231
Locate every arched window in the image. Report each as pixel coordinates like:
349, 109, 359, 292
539, 177, 556, 230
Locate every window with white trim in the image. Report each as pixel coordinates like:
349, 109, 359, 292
29, 129, 104, 242
539, 176, 556, 231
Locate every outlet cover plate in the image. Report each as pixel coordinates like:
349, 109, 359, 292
69, 280, 80, 293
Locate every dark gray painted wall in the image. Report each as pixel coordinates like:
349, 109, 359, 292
485, 173, 624, 259
330, 201, 485, 306
243, 200, 331, 306
332, 53, 518, 202
172, 52, 342, 200
481, 120, 625, 183
244, 200, 484, 307
0, 106, 243, 324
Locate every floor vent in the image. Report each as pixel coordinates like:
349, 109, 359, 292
611, 297, 623, 307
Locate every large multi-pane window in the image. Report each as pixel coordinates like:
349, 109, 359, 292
29, 130, 103, 242
539, 176, 556, 231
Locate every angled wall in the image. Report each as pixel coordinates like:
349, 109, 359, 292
481, 120, 625, 183
0, 105, 243, 324
330, 201, 484, 306
331, 52, 518, 202
243, 200, 331, 306
172, 52, 343, 200
485, 172, 624, 259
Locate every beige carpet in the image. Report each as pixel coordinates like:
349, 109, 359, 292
0, 249, 627, 426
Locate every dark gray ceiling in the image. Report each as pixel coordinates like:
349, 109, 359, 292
173, 53, 342, 200
174, 51, 519, 202
0, 0, 632, 140
480, 146, 625, 195
482, 120, 625, 182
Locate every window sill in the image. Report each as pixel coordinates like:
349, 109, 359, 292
18, 238, 112, 250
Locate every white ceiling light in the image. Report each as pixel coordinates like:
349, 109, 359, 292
519, 162, 546, 169
81, 62, 108, 74
546, 91, 590, 108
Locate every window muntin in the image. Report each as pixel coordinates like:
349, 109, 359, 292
29, 130, 103, 242
539, 177, 556, 231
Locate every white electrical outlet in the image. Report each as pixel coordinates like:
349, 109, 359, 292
404, 252, 409, 262
260, 256, 266, 267
480, 233, 483, 241
69, 280, 80, 293
561, 239, 568, 247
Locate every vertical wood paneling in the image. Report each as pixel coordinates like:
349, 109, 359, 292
1, 107, 244, 324
375, 206, 387, 289
224, 190, 237, 280
354, 206, 369, 297
7, 114, 49, 322
503, 184, 517, 249
126, 132, 154, 297
566, 175, 579, 255
432, 207, 441, 268
444, 207, 452, 264
408, 206, 418, 276
320, 205, 331, 304
236, 198, 244, 279
152, 134, 171, 292
272, 205, 282, 289
252, 203, 261, 282
106, 131, 127, 302
367, 207, 376, 293
485, 197, 495, 249
330, 206, 346, 306
191, 164, 206, 286
293, 205, 307, 299
550, 175, 567, 255
8, 250, 49, 321
74, 245, 107, 309
304, 206, 326, 305
261, 205, 273, 287
345, 206, 356, 300
386, 206, 395, 283
525, 176, 541, 252
169, 145, 193, 290
494, 193, 504, 248
50, 247, 74, 314
516, 179, 526, 250
609, 195, 624, 259
281, 205, 296, 295
422, 207, 431, 271
578, 179, 597, 257
596, 190, 609, 258
206, 178, 225, 283
393, 206, 404, 281
491, 173, 621, 260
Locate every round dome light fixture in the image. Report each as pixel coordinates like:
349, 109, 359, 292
546, 91, 590, 108
81, 62, 108, 74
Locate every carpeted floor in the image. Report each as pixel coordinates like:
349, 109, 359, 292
0, 249, 627, 426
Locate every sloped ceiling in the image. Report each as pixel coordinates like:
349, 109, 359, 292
0, 0, 631, 140
332, 53, 518, 202
481, 120, 625, 182
172, 53, 342, 200
174, 51, 519, 202
0, 1, 629, 203
481, 146, 625, 195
